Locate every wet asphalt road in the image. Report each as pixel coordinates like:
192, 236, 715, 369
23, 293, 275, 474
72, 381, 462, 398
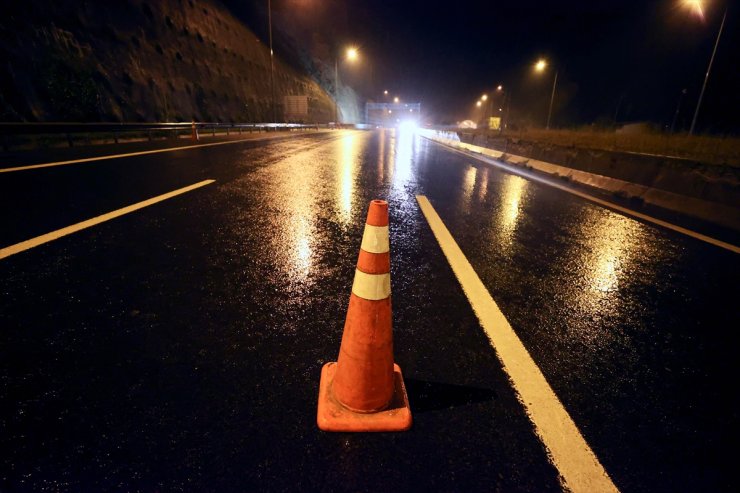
1, 129, 738, 492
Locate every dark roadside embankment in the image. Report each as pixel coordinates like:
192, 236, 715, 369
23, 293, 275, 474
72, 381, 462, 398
427, 129, 740, 233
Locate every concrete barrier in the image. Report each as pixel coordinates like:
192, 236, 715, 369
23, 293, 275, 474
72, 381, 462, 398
419, 129, 740, 232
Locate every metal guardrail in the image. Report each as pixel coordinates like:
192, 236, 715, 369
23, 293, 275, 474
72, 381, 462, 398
0, 122, 336, 151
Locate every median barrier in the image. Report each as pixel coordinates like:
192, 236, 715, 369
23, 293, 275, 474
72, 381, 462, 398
421, 129, 740, 231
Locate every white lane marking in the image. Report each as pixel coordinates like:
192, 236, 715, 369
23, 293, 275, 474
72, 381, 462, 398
424, 137, 740, 255
0, 132, 323, 173
416, 195, 619, 493
360, 224, 390, 254
0, 180, 215, 260
351, 269, 391, 301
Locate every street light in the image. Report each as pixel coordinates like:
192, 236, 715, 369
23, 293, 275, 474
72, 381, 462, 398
682, 0, 727, 135
535, 58, 559, 130
267, 0, 276, 122
334, 46, 359, 123
684, 0, 705, 19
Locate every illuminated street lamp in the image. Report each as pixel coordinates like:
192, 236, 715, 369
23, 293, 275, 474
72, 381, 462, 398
481, 94, 488, 101
681, 0, 727, 135
535, 58, 558, 130
334, 46, 359, 122
476, 100, 482, 107
393, 96, 400, 103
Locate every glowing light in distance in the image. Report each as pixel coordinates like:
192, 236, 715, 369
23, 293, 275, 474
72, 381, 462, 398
383, 90, 388, 95
497, 85, 503, 91
481, 94, 488, 101
683, 0, 705, 19
476, 101, 482, 107
393, 97, 400, 103
346, 47, 359, 61
535, 59, 547, 72
399, 120, 417, 132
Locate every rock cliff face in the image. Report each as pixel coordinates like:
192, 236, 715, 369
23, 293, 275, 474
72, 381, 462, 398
0, 0, 334, 122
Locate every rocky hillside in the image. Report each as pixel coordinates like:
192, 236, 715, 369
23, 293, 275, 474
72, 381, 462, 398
0, 0, 335, 123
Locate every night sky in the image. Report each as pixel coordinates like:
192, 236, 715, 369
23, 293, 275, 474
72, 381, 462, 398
237, 0, 738, 132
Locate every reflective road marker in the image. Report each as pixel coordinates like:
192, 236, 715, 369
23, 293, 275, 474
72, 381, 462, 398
416, 195, 619, 493
0, 179, 215, 260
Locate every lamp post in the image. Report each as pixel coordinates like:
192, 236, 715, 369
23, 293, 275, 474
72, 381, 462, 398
480, 93, 489, 122
334, 47, 359, 123
686, 2, 727, 135
671, 88, 688, 134
267, 0, 276, 122
535, 59, 558, 130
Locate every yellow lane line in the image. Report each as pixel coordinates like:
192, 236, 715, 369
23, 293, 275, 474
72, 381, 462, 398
425, 137, 740, 255
416, 195, 619, 493
0, 132, 319, 173
0, 179, 215, 260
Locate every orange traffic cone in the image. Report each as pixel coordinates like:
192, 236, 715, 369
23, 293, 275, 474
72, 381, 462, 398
191, 121, 199, 142
317, 199, 412, 432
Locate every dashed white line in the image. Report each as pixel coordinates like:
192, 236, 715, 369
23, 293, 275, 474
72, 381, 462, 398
0, 132, 322, 173
0, 179, 215, 260
416, 194, 619, 493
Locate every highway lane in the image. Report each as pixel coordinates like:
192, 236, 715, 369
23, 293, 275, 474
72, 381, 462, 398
1, 129, 737, 492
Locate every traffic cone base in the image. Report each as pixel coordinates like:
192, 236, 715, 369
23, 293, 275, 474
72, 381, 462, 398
317, 362, 412, 432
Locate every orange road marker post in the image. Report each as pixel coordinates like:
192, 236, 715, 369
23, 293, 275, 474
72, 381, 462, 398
317, 199, 412, 432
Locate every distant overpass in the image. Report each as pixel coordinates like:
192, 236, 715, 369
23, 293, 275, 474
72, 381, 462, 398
365, 102, 421, 126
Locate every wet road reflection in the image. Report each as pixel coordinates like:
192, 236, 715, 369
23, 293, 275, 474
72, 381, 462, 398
580, 209, 643, 296
338, 132, 361, 224
495, 174, 530, 253
1, 129, 736, 492
413, 133, 738, 493
390, 126, 415, 192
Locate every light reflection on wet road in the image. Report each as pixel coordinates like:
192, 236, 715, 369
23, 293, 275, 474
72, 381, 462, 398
1, 129, 737, 492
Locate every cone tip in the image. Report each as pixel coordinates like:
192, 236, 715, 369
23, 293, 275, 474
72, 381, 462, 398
366, 200, 389, 227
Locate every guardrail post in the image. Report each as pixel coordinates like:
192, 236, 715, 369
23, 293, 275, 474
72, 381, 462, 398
212, 127, 216, 137
226, 127, 230, 136
147, 130, 153, 141
114, 132, 119, 144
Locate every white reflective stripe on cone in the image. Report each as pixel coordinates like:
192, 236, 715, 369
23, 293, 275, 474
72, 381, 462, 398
351, 269, 391, 301
360, 225, 390, 254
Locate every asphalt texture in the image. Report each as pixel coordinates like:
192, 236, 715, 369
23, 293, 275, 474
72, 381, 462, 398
1, 129, 738, 492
